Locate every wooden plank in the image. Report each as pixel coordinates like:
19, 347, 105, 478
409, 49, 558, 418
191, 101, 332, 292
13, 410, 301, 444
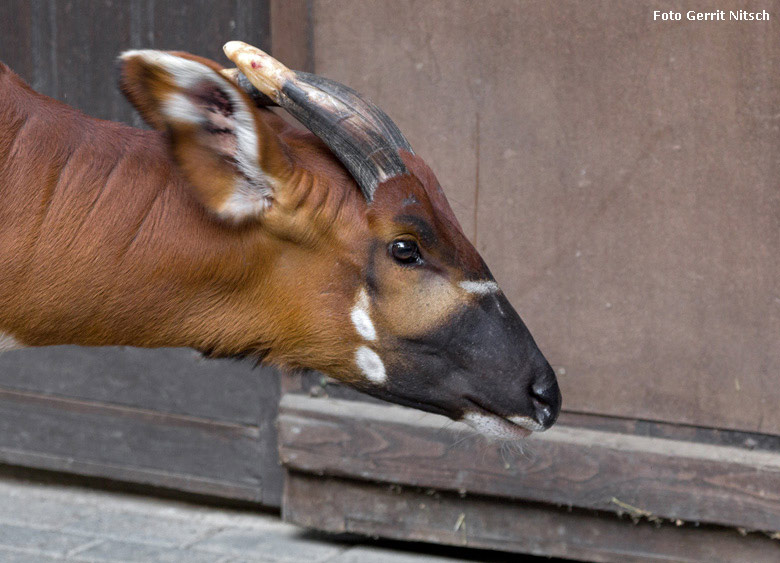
291, 370, 721, 441
0, 347, 277, 426
0, 351, 285, 507
278, 395, 780, 532
0, 388, 275, 503
284, 471, 780, 563
289, 373, 780, 453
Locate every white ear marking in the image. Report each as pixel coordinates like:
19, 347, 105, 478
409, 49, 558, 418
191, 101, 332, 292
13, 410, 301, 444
355, 346, 386, 384
121, 50, 218, 90
459, 280, 500, 295
350, 288, 376, 341
161, 93, 204, 124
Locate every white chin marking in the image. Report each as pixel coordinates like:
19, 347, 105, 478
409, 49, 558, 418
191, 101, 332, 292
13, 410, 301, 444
508, 415, 546, 432
459, 280, 500, 295
462, 411, 532, 439
355, 346, 386, 384
350, 288, 376, 341
0, 333, 22, 352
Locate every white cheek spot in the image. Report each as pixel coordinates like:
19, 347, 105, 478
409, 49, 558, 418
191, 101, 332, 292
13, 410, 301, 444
350, 288, 376, 341
0, 333, 22, 352
355, 346, 386, 384
459, 280, 500, 296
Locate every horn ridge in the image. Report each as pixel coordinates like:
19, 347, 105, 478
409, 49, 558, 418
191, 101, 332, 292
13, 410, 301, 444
280, 77, 411, 200
292, 72, 413, 153
223, 41, 414, 201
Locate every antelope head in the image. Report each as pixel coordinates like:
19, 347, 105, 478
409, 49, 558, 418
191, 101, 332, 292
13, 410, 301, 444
118, 42, 561, 438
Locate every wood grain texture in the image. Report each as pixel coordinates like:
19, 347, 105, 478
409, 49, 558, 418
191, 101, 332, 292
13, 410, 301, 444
288, 373, 780, 454
279, 395, 780, 532
0, 347, 274, 425
0, 348, 286, 506
311, 0, 780, 435
0, 387, 274, 502
284, 471, 780, 563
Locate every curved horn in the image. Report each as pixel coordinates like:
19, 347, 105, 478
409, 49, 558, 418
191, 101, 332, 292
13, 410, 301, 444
219, 68, 277, 107
223, 41, 413, 201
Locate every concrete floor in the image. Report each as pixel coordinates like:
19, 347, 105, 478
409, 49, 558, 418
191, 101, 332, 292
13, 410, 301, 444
0, 474, 522, 562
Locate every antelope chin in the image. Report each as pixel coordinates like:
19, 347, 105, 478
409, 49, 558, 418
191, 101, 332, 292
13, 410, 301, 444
508, 415, 547, 433
461, 411, 534, 440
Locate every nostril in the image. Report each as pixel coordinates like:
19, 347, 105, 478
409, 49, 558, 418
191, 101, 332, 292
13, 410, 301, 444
530, 380, 562, 428
531, 397, 553, 425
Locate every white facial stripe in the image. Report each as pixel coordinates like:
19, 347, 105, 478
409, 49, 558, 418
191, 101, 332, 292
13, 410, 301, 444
0, 333, 22, 352
355, 346, 386, 384
459, 280, 500, 295
122, 50, 273, 222
350, 288, 376, 341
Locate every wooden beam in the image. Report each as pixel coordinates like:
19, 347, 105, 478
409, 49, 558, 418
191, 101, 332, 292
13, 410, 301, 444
0, 388, 275, 504
278, 395, 780, 532
284, 471, 780, 563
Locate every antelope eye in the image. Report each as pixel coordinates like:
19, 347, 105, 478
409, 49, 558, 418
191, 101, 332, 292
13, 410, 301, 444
390, 239, 422, 265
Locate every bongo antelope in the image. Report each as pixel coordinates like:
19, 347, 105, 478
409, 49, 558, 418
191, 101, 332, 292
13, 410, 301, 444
0, 41, 560, 438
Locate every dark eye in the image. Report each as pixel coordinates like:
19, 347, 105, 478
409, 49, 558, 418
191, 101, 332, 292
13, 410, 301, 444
390, 239, 422, 265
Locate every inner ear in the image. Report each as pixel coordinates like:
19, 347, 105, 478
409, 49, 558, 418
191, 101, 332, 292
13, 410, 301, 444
120, 50, 293, 223
163, 80, 270, 221
179, 81, 243, 161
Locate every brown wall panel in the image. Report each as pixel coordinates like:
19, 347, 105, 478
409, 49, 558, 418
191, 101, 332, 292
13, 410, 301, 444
312, 0, 780, 434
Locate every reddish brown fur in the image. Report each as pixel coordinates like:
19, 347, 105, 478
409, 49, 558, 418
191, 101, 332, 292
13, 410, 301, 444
0, 56, 484, 385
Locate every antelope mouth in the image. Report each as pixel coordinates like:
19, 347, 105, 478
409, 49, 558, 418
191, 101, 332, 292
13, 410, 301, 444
461, 398, 540, 439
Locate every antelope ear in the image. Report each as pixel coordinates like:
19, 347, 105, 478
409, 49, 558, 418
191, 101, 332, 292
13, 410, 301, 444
119, 50, 292, 222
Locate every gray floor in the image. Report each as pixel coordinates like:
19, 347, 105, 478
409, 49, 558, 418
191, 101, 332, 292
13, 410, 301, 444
0, 475, 492, 563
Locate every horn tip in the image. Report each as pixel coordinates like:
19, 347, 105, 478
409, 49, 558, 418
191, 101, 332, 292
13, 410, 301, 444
223, 41, 249, 58
223, 41, 292, 99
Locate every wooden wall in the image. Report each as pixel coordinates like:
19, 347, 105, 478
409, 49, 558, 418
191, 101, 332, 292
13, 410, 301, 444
273, 2, 780, 560
311, 0, 780, 436
0, 0, 284, 507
